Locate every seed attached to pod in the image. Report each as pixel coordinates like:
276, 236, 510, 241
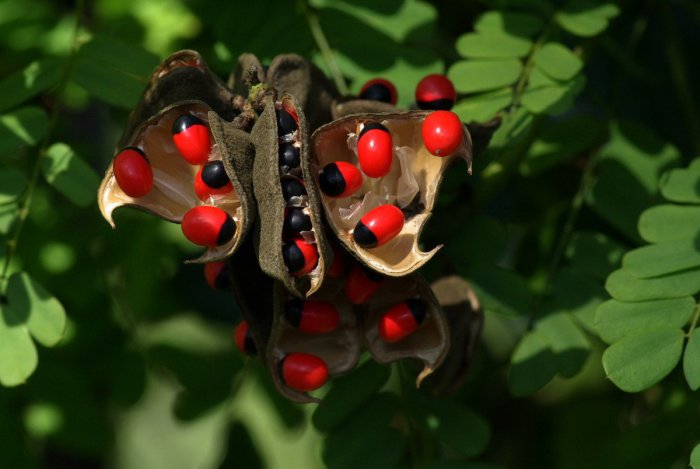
181, 206, 236, 247
279, 143, 301, 169
194, 161, 233, 201
357, 122, 393, 178
284, 298, 340, 334
353, 204, 404, 248
415, 74, 457, 111
113, 147, 153, 198
359, 78, 398, 105
279, 352, 328, 392
283, 207, 312, 236
234, 321, 257, 355
378, 299, 427, 343
172, 114, 211, 165
277, 108, 298, 136
281, 177, 307, 200
421, 111, 463, 157
282, 237, 318, 276
318, 162, 363, 198
204, 261, 233, 290
345, 264, 383, 304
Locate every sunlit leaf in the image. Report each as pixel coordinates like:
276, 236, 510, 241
533, 42, 582, 81
521, 70, 584, 114
691, 443, 700, 469
509, 329, 557, 396
684, 329, 700, 390
453, 88, 512, 123
7, 272, 66, 347
0, 169, 27, 205
0, 305, 37, 387
448, 59, 522, 93
42, 142, 100, 207
456, 32, 532, 59
605, 267, 700, 301
639, 205, 700, 243
623, 239, 700, 278
475, 11, 544, 37
556, 1, 619, 37
0, 106, 50, 158
659, 168, 700, 204
0, 203, 17, 235
536, 312, 590, 377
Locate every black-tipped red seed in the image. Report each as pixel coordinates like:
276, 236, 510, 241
345, 264, 383, 304
357, 122, 393, 178
282, 237, 318, 276
319, 162, 363, 198
172, 114, 211, 165
283, 207, 312, 236
281, 178, 307, 200
284, 299, 340, 334
353, 204, 404, 248
279, 143, 301, 169
359, 78, 398, 105
279, 353, 328, 392
181, 206, 236, 247
204, 261, 233, 290
194, 161, 233, 201
378, 299, 427, 343
234, 321, 257, 355
113, 147, 153, 198
415, 74, 457, 111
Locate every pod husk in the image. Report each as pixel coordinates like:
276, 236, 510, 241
426, 276, 483, 395
311, 112, 473, 276
331, 98, 398, 120
266, 277, 361, 403
251, 94, 332, 298
227, 53, 265, 97
361, 273, 450, 386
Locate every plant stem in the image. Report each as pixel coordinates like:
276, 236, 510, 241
0, 0, 84, 294
301, 0, 348, 95
687, 304, 700, 338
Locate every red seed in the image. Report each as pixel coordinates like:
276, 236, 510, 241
359, 78, 398, 105
421, 111, 464, 157
415, 74, 456, 111
181, 206, 236, 247
113, 147, 153, 198
357, 122, 393, 178
234, 321, 257, 355
204, 261, 231, 290
353, 205, 404, 248
280, 352, 328, 392
172, 114, 211, 165
284, 299, 340, 334
345, 264, 383, 304
378, 299, 427, 343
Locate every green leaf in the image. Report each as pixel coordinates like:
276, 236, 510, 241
605, 267, 700, 301
551, 268, 607, 333
639, 205, 700, 243
566, 231, 625, 282
0, 107, 50, 158
623, 239, 700, 278
448, 216, 507, 267
0, 58, 62, 113
684, 329, 700, 390
456, 32, 532, 59
659, 168, 700, 204
452, 88, 512, 123
691, 443, 700, 469
595, 298, 695, 344
475, 11, 544, 38
521, 70, 585, 114
448, 59, 523, 93
602, 327, 684, 392
424, 400, 490, 458
509, 330, 557, 396
536, 312, 590, 377
7, 272, 66, 347
0, 305, 37, 386
0, 169, 27, 204
556, 1, 619, 37
0, 203, 17, 235
41, 143, 100, 207
312, 360, 390, 433
533, 42, 583, 81
468, 265, 532, 317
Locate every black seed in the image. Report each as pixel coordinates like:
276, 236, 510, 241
172, 114, 204, 134
281, 178, 306, 200
277, 109, 297, 135
405, 298, 427, 325
353, 221, 378, 248
201, 161, 230, 188
318, 163, 346, 197
279, 143, 300, 168
417, 98, 454, 111
214, 265, 232, 290
284, 298, 304, 328
283, 208, 312, 236
360, 83, 392, 103
359, 122, 388, 140
282, 242, 305, 273
217, 216, 236, 245
244, 330, 257, 355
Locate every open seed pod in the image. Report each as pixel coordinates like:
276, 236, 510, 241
331, 98, 398, 121
361, 272, 450, 387
98, 102, 256, 263
311, 112, 473, 276
426, 276, 483, 395
266, 276, 361, 403
251, 94, 331, 298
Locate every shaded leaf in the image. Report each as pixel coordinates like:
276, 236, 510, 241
533, 42, 582, 81
602, 327, 683, 392
566, 231, 625, 282
0, 169, 27, 204
0, 305, 37, 386
468, 265, 532, 316
7, 272, 66, 347
475, 11, 544, 38
425, 400, 490, 458
452, 88, 512, 123
42, 142, 100, 207
448, 215, 508, 268
219, 421, 263, 469
605, 267, 700, 301
0, 107, 50, 158
659, 168, 700, 204
595, 298, 695, 344
448, 59, 522, 93
0, 203, 17, 235
509, 330, 557, 396
521, 70, 584, 114
456, 32, 532, 59
536, 312, 590, 377
623, 239, 700, 278
685, 329, 700, 390
551, 268, 606, 334
0, 58, 62, 113
639, 205, 700, 243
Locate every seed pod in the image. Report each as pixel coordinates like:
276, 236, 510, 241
204, 261, 233, 290
311, 111, 472, 276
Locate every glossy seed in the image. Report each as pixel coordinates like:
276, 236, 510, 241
318, 162, 363, 198
172, 114, 211, 165
359, 78, 398, 105
345, 264, 383, 304
181, 206, 236, 247
282, 237, 318, 276
279, 143, 301, 169
277, 108, 298, 135
279, 352, 328, 392
415, 74, 456, 111
113, 147, 153, 198
281, 177, 307, 200
234, 321, 257, 355
284, 298, 340, 334
194, 161, 233, 201
353, 204, 404, 248
357, 122, 393, 178
283, 207, 312, 237
421, 111, 463, 157
378, 299, 427, 343
204, 261, 232, 290
326, 244, 346, 278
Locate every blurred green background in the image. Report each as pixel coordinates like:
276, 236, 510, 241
1, 0, 700, 467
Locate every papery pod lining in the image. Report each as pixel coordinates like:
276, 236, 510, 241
266, 278, 361, 404
361, 273, 450, 387
250, 94, 331, 298
311, 111, 473, 277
